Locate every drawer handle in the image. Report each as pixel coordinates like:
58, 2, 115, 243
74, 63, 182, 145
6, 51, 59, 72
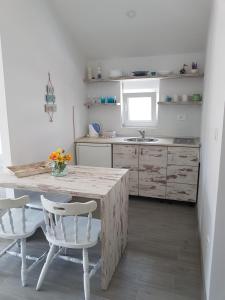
141, 148, 143, 155
135, 148, 137, 155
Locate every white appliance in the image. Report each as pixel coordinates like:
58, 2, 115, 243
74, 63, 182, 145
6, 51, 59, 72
76, 143, 112, 168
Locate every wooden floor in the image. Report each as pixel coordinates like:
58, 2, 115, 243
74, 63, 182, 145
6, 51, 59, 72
0, 197, 202, 300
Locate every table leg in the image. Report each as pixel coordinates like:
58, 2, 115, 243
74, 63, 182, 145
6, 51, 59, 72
100, 173, 129, 290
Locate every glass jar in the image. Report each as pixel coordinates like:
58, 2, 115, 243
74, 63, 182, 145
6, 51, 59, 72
51, 161, 68, 177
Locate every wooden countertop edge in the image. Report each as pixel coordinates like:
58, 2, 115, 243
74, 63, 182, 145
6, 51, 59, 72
75, 137, 201, 148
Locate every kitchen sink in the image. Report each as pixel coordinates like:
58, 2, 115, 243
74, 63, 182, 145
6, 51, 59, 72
124, 137, 159, 143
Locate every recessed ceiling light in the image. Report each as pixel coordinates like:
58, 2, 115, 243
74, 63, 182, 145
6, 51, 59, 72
126, 10, 136, 19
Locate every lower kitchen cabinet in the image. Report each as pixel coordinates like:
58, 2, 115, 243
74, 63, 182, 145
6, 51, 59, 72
166, 146, 199, 203
139, 146, 167, 198
113, 144, 139, 196
113, 144, 200, 203
129, 171, 139, 196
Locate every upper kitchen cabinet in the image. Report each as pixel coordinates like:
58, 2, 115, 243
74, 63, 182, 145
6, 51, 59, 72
113, 144, 139, 196
139, 146, 167, 198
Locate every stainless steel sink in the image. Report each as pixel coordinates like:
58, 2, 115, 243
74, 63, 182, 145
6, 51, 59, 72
124, 137, 159, 143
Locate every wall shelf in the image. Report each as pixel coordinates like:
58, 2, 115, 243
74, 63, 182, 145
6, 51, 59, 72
84, 102, 121, 108
84, 73, 204, 83
158, 101, 202, 106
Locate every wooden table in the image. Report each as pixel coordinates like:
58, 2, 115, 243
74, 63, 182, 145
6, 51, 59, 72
0, 165, 129, 289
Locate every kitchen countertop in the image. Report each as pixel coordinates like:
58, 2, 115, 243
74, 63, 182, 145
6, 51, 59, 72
75, 136, 200, 148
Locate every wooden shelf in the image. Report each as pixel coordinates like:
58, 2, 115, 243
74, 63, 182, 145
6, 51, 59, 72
84, 102, 121, 108
84, 78, 121, 83
158, 101, 202, 106
84, 73, 204, 83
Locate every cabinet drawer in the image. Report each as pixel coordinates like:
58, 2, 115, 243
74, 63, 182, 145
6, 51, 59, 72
139, 171, 166, 198
167, 165, 198, 185
166, 183, 197, 202
168, 147, 199, 166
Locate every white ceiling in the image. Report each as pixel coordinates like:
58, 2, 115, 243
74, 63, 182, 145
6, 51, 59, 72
49, 0, 211, 60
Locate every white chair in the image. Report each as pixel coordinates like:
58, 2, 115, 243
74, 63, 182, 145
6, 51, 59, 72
0, 196, 45, 286
36, 195, 101, 300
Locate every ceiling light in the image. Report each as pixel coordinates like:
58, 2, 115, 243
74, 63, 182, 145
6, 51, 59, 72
126, 10, 136, 19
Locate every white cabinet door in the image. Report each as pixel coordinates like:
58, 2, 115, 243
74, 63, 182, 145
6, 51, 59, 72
76, 143, 112, 168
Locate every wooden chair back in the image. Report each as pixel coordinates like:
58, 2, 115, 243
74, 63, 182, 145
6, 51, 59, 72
0, 196, 29, 235
41, 195, 97, 244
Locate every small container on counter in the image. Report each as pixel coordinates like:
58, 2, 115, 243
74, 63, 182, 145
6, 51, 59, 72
182, 94, 188, 102
106, 96, 117, 103
165, 96, 172, 102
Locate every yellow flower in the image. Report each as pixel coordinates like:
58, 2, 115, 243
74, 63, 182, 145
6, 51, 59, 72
49, 151, 59, 161
49, 148, 71, 162
56, 148, 62, 154
66, 154, 72, 161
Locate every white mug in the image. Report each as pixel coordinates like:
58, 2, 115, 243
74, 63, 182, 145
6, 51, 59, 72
173, 95, 179, 102
182, 94, 188, 102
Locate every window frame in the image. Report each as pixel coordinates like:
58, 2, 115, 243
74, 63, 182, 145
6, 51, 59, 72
122, 91, 158, 128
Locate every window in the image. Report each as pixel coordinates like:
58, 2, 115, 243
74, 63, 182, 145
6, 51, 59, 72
121, 79, 159, 127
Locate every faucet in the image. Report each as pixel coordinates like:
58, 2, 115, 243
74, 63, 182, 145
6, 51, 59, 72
138, 130, 145, 139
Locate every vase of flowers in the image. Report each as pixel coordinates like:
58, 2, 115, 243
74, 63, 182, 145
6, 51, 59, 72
49, 148, 72, 177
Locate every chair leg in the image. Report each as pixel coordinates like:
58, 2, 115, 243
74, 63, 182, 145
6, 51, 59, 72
83, 248, 90, 300
17, 240, 21, 250
36, 244, 56, 291
20, 238, 27, 287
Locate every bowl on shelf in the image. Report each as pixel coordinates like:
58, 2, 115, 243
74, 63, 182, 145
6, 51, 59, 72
131, 71, 149, 77
109, 70, 122, 78
190, 69, 199, 74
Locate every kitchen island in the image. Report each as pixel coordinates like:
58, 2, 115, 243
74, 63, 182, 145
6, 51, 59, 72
0, 165, 129, 290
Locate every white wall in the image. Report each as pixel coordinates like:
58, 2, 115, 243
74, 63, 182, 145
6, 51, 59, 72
0, 0, 88, 165
87, 53, 204, 137
208, 108, 225, 300
0, 37, 11, 167
197, 0, 225, 299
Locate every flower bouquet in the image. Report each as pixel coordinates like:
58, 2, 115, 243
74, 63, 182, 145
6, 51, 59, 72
49, 148, 72, 177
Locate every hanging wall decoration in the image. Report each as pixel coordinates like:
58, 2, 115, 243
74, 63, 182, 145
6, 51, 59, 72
44, 72, 57, 122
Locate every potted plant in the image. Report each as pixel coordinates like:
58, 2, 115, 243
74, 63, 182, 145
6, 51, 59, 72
191, 62, 199, 74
